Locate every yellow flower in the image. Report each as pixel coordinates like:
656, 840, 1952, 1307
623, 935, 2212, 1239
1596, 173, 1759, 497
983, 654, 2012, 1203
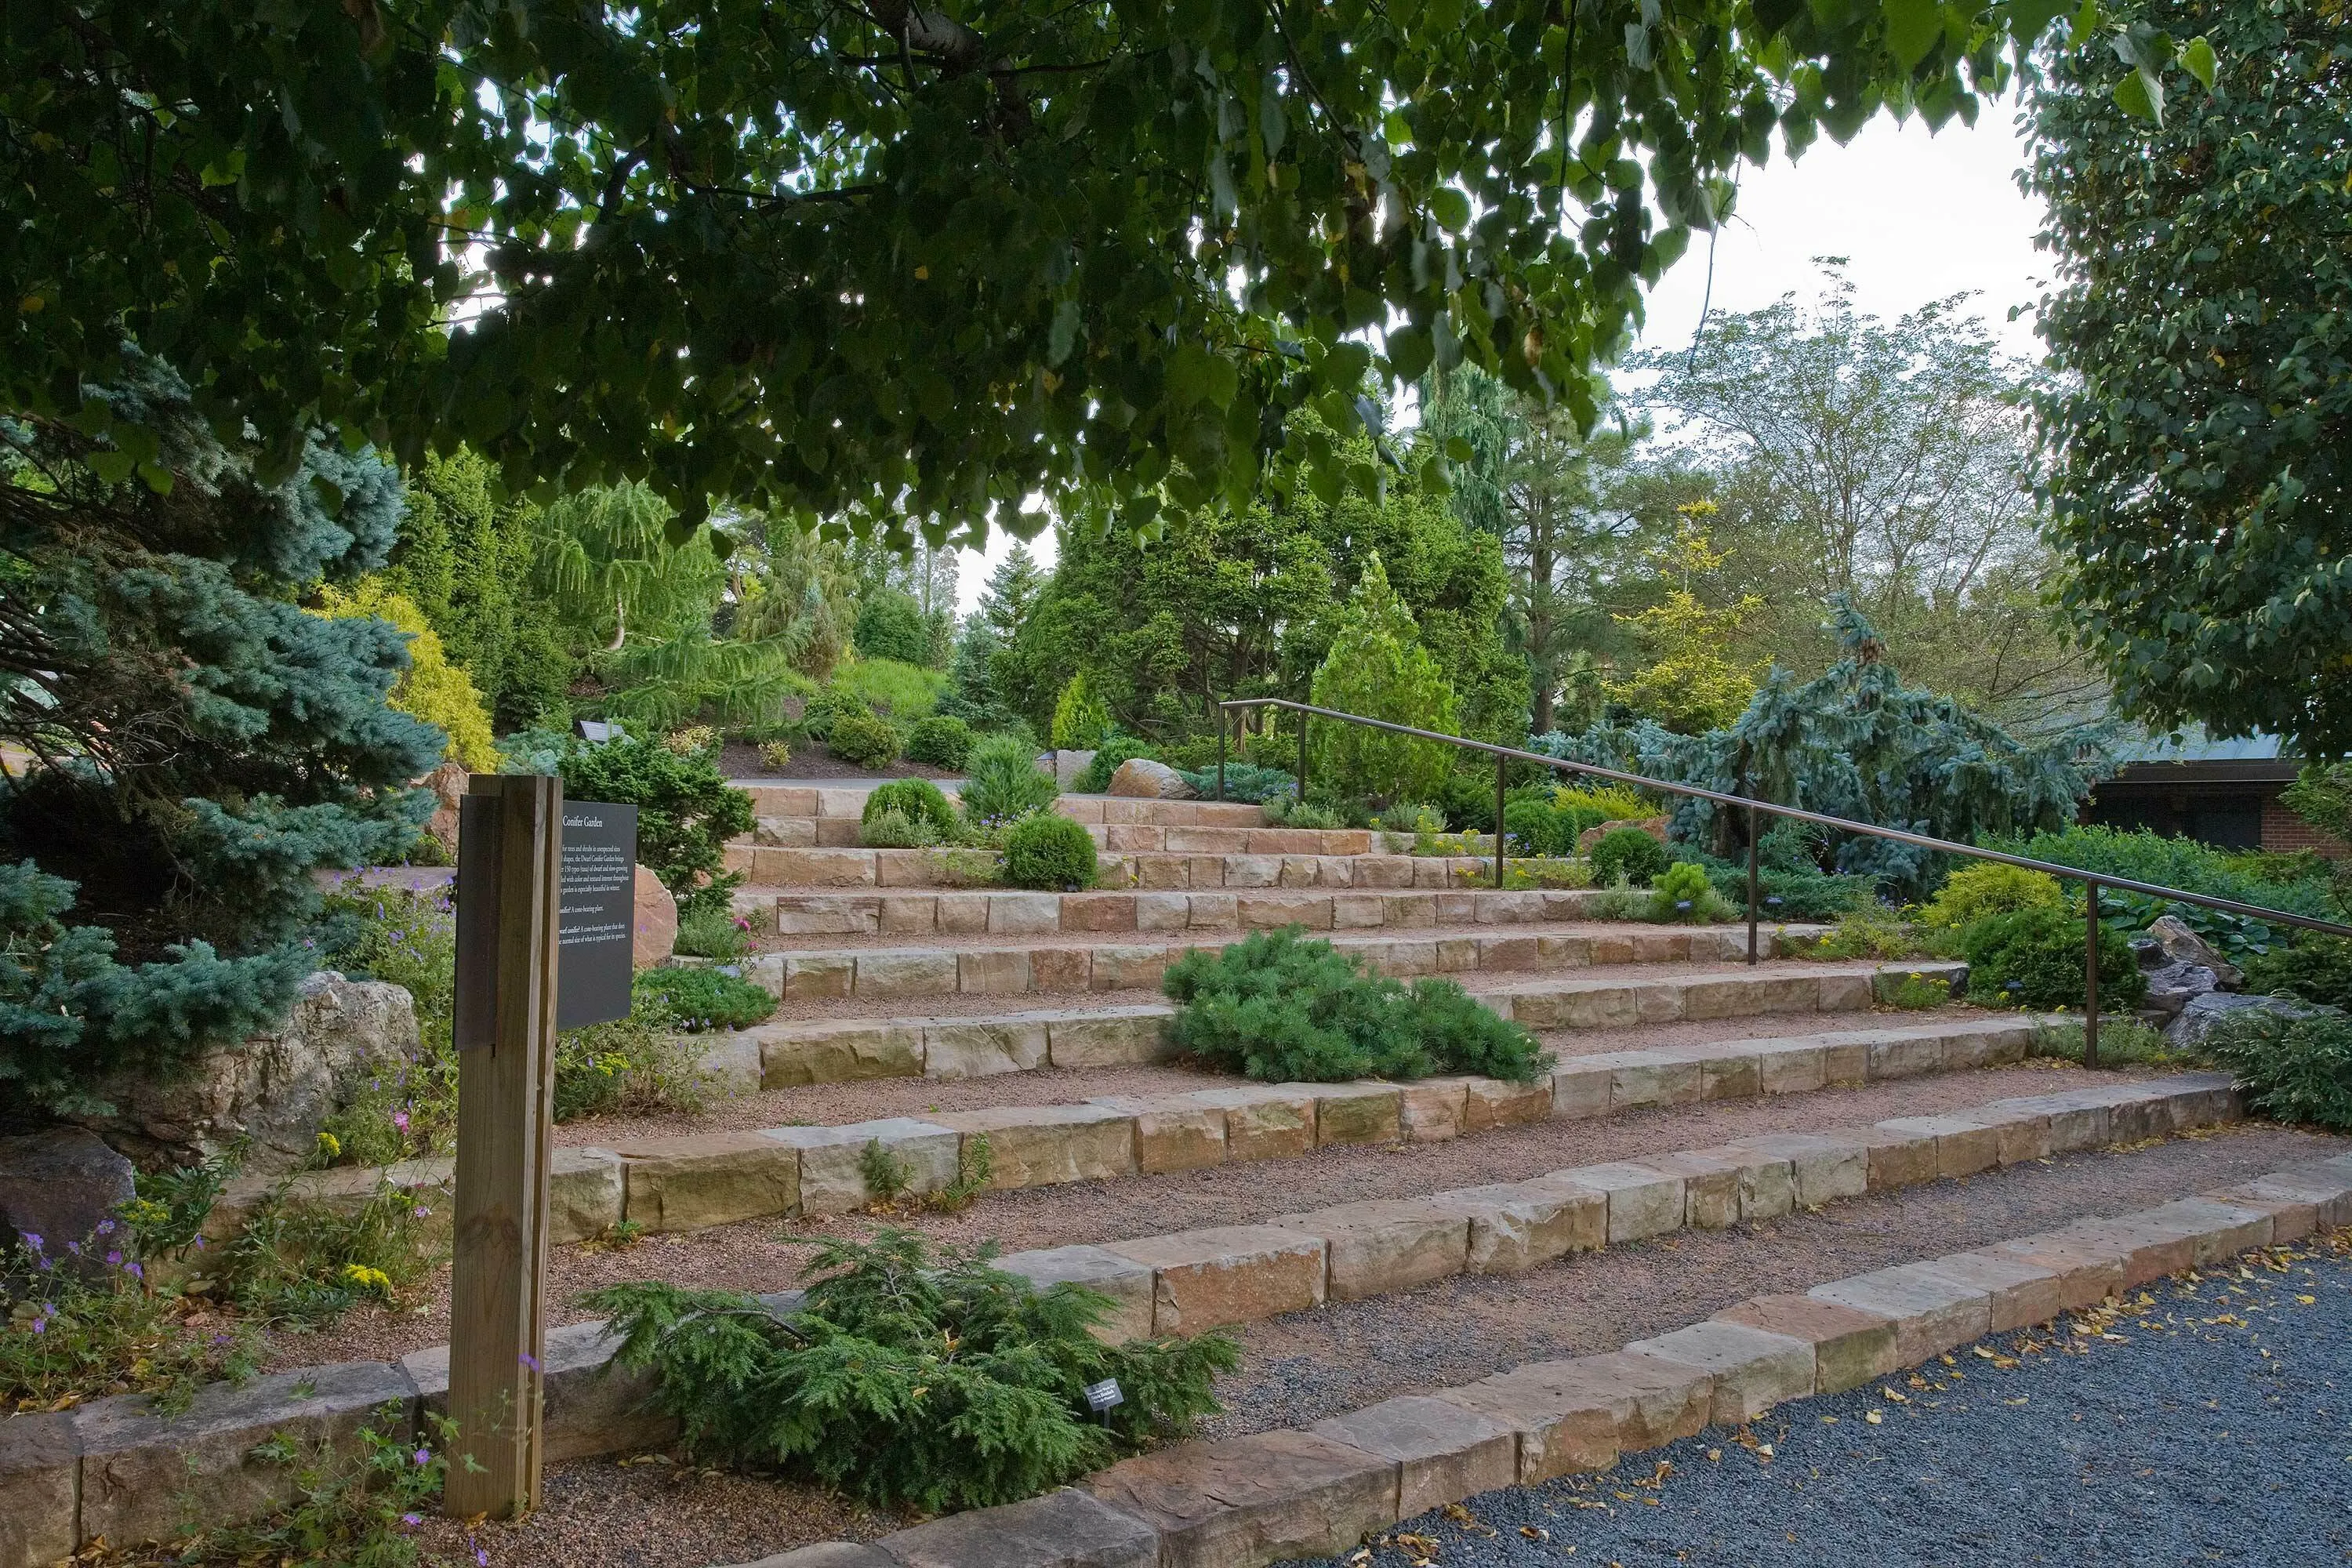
340, 1264, 394, 1294
317, 1131, 342, 1159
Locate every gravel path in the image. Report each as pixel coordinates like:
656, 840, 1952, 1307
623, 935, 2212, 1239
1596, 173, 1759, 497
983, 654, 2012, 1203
276, 1061, 2173, 1372
1210, 1122, 2349, 1439
1287, 1227, 2352, 1568
554, 1002, 1970, 1145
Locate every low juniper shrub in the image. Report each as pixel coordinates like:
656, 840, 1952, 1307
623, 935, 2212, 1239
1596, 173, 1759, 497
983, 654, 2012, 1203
630, 967, 775, 1033
1003, 812, 1098, 891
2199, 1008, 2352, 1131
1175, 761, 1296, 805
2241, 935, 2352, 1011
1073, 733, 1158, 793
1164, 927, 1552, 1083
958, 732, 1061, 827
1588, 827, 1668, 888
587, 1229, 1239, 1513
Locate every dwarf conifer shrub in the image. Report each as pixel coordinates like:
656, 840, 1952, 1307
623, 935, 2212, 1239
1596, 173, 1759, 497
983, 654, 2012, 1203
1961, 904, 2144, 1011
1590, 826, 1669, 887
1004, 813, 1098, 890
960, 733, 1059, 826
2197, 1010, 2352, 1131
906, 714, 975, 769
2241, 935, 2352, 1011
631, 967, 776, 1032
863, 778, 960, 839
1919, 862, 2067, 929
1164, 927, 1550, 1083
827, 707, 901, 769
1649, 861, 1721, 923
588, 1229, 1237, 1512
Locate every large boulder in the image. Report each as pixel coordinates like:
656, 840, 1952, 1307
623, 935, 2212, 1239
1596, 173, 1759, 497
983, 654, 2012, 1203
68, 972, 419, 1175
1054, 749, 1097, 789
2141, 960, 2223, 1019
633, 864, 679, 969
0, 1127, 134, 1255
2164, 990, 2336, 1051
419, 760, 469, 858
1109, 757, 1197, 800
2143, 914, 2244, 989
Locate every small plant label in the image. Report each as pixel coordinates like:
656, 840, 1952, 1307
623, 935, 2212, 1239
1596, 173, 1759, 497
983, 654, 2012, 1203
555, 800, 639, 1029
1083, 1377, 1124, 1414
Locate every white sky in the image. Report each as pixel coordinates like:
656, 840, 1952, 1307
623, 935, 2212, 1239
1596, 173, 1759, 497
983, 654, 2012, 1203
953, 100, 2049, 615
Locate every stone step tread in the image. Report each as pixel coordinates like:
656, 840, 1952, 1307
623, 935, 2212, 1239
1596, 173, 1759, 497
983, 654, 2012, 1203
724, 844, 1496, 888
737, 784, 1265, 826
40, 1083, 2312, 1567
737, 818, 1391, 853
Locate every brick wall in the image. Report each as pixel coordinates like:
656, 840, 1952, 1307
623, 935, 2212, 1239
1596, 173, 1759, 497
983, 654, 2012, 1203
2261, 794, 2350, 859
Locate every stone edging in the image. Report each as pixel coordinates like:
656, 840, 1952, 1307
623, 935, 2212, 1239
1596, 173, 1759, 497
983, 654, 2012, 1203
0, 1067, 2241, 1567
738, 1150, 2352, 1568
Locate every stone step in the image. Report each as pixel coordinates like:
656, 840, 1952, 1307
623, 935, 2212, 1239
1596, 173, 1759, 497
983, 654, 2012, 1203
724, 844, 1490, 890
67, 1086, 2334, 1568
744, 815, 1382, 853
590, 998, 1993, 1241
833, 1147, 2344, 1568
745, 884, 1682, 938
736, 783, 1265, 833
25, 1083, 2314, 1568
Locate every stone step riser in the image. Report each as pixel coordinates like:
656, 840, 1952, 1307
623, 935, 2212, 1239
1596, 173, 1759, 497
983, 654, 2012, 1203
28, 1085, 2318, 1568
752, 886, 1649, 938
726, 844, 1486, 888
852, 1154, 2343, 1568
739, 786, 1265, 829
747, 959, 1951, 1080
742, 818, 1381, 854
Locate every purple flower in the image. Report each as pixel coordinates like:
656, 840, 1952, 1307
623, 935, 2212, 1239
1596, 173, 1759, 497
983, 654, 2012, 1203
64, 1240, 81, 1256
414, 1448, 433, 1466
518, 1351, 540, 1372
477, 1550, 490, 1567
30, 1316, 45, 1335
105, 1250, 122, 1267
413, 1205, 431, 1219
127, 1261, 143, 1280
401, 1514, 423, 1527
193, 1236, 206, 1251
96, 1219, 114, 1236
21, 1232, 41, 1253
392, 1111, 411, 1133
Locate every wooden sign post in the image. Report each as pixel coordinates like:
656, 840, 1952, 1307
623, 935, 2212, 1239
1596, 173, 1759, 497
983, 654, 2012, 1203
446, 775, 562, 1519
445, 775, 642, 1519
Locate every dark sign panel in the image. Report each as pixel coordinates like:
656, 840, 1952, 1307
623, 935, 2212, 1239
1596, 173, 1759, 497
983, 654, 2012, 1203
556, 801, 638, 1030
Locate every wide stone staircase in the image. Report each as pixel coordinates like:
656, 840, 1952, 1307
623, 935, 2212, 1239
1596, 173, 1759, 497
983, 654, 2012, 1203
20, 784, 2350, 1568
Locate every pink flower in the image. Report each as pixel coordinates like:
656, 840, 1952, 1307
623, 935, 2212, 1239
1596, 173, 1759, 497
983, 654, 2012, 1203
392, 1111, 411, 1133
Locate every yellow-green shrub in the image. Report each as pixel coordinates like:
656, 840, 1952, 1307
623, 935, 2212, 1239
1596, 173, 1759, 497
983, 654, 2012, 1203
1920, 862, 2067, 929
311, 581, 499, 771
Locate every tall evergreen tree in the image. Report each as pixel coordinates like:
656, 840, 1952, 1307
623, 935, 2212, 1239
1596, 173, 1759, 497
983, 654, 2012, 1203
1, 361, 442, 1116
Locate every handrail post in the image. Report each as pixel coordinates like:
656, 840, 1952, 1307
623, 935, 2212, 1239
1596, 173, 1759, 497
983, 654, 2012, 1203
1215, 707, 1226, 802
1296, 709, 1308, 800
2084, 877, 2101, 1070
1494, 754, 1507, 888
1746, 802, 1759, 966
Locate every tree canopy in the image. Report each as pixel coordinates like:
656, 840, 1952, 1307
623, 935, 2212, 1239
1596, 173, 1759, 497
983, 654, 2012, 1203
7, 0, 2185, 550
2025, 0, 2347, 754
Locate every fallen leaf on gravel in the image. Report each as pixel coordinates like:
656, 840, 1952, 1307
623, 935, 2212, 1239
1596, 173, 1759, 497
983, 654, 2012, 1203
1973, 1347, 2018, 1368
1882, 1388, 1908, 1403
1441, 1504, 1475, 1525
1820, 1415, 1839, 1423
1866, 1410, 1884, 1425
1521, 1526, 1550, 1541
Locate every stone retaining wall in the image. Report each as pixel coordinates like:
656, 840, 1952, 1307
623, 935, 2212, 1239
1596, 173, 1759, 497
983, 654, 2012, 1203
2, 1071, 2269, 1568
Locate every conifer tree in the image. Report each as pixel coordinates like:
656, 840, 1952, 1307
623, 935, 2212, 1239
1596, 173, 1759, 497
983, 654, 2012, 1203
1308, 555, 1459, 804
1, 360, 443, 1116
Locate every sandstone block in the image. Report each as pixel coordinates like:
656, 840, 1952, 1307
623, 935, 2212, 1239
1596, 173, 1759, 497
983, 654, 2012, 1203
1945, 1104, 2054, 1166
1876, 1115, 2002, 1180
760, 1021, 921, 1087
931, 1105, 1136, 1190
1030, 946, 1094, 992
1399, 1078, 1469, 1142
1188, 1087, 1315, 1161
780, 953, 853, 1000
937, 893, 992, 935
1185, 894, 1240, 929
1435, 1364, 1618, 1482
764, 1119, 959, 1214
0, 1410, 78, 1568
1984, 1232, 2128, 1309
1635, 1152, 1744, 1230
1724, 1133, 1867, 1207
1090, 944, 1175, 989
77, 1360, 417, 1548
2238, 1167, 2352, 1231
855, 949, 957, 998
1696, 1047, 1762, 1101
1105, 1225, 1327, 1334
1274, 1198, 1469, 1301
1309, 1396, 1514, 1519
1749, 1038, 1827, 1095
1810, 1265, 1991, 1364
989, 893, 1065, 935
1559, 1162, 1684, 1243
1463, 1076, 1553, 1132
1306, 1083, 1403, 1146
1550, 1060, 1613, 1120
1092, 1096, 1227, 1174
1628, 1320, 1815, 1425
1049, 1008, 1178, 1069
548, 1147, 624, 1244
1224, 855, 1281, 888
1853, 1125, 1941, 1189
923, 1018, 1049, 1078
956, 949, 1036, 996
773, 895, 879, 936
620, 1131, 800, 1230
993, 1247, 1156, 1344
1331, 893, 1388, 929
2125, 1196, 2274, 1265
1598, 1051, 1702, 1110
1060, 893, 1139, 933
1237, 892, 1333, 931
1910, 1250, 2063, 1333
1428, 1179, 1606, 1274
1523, 1351, 1715, 1450
1712, 1294, 1897, 1395
1087, 1430, 1396, 1568
887, 1486, 1158, 1568
1815, 971, 1875, 1011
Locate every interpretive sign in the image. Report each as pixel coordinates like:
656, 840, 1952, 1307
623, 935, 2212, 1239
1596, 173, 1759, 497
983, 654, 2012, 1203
555, 800, 637, 1030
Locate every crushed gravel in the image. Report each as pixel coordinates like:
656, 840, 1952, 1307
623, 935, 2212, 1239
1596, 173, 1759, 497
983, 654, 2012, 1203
1210, 1121, 2350, 1439
1287, 1225, 2352, 1568
275, 1059, 2168, 1373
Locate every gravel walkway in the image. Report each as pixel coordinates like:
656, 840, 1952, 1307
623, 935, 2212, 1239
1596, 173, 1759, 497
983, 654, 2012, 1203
1210, 1122, 2349, 1439
278, 1062, 2178, 1372
1288, 1227, 2352, 1568
554, 1003, 1971, 1145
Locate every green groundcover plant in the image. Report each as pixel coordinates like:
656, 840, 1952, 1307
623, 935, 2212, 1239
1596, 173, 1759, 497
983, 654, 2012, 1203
1961, 903, 2145, 1012
2201, 1009, 2352, 1132
1163, 927, 1551, 1083
589, 1229, 1237, 1513
630, 967, 776, 1033
2241, 936, 2352, 1011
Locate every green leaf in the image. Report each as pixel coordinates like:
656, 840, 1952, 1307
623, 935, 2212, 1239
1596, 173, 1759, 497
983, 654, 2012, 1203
2112, 67, 2161, 123
1048, 299, 1080, 367
1428, 187, 1471, 231
1385, 325, 1435, 383
1884, 0, 1944, 68
2179, 35, 2216, 89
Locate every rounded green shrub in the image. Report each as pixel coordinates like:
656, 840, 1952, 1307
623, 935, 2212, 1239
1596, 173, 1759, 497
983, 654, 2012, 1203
863, 778, 959, 838
1003, 811, 1098, 890
960, 732, 1060, 825
1962, 904, 2145, 1010
1589, 826, 1669, 887
827, 707, 901, 770
1919, 862, 2067, 929
905, 714, 975, 769
631, 966, 779, 1032
1650, 861, 1715, 923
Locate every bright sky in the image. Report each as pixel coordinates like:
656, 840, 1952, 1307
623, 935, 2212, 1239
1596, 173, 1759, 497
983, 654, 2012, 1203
953, 100, 2050, 615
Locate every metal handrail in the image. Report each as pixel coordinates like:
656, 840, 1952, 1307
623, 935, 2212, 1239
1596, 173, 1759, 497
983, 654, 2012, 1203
1213, 695, 2352, 1069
